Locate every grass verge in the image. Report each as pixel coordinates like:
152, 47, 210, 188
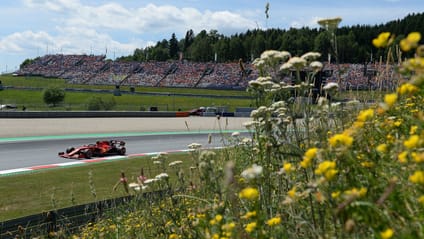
0, 153, 191, 221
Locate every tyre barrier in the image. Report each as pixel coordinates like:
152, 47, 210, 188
0, 190, 171, 239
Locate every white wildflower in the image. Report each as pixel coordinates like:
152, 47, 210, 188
143, 178, 158, 184
252, 58, 265, 67
346, 99, 360, 105
280, 62, 292, 71
250, 109, 259, 118
188, 143, 202, 149
169, 160, 183, 167
271, 83, 281, 90
323, 82, 339, 91
310, 61, 323, 72
153, 161, 162, 164
241, 164, 263, 180
129, 183, 148, 191
248, 80, 262, 88
271, 101, 286, 110
301, 52, 321, 61
288, 57, 307, 69
241, 137, 252, 144
155, 173, 169, 180
257, 76, 273, 82
199, 150, 216, 161
317, 97, 328, 106
331, 102, 341, 107
277, 51, 291, 61
243, 121, 259, 129
260, 50, 282, 59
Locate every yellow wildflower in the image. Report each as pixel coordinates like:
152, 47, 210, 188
304, 147, 318, 159
376, 144, 388, 153
398, 83, 419, 96
221, 222, 236, 231
315, 161, 336, 175
169, 234, 179, 239
356, 109, 374, 122
344, 187, 367, 198
215, 214, 223, 222
412, 152, 424, 163
393, 120, 402, 127
300, 157, 312, 168
266, 216, 282, 226
245, 222, 257, 233
324, 169, 338, 181
380, 228, 394, 239
409, 125, 418, 135
239, 187, 259, 201
409, 171, 424, 185
419, 195, 424, 205
404, 135, 420, 149
359, 187, 367, 197
361, 161, 374, 168
400, 32, 421, 52
398, 151, 408, 163
384, 93, 398, 108
315, 160, 338, 181
329, 133, 354, 148
372, 32, 392, 48
301, 147, 318, 168
241, 211, 257, 219
109, 224, 116, 231
331, 191, 340, 199
352, 121, 364, 128
283, 162, 293, 173
288, 186, 297, 199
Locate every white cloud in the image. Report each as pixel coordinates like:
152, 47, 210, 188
22, 1, 256, 35
0, 31, 53, 52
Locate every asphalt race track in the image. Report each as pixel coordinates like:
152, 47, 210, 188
0, 132, 245, 171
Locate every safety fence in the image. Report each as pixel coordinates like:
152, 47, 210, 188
0, 190, 171, 239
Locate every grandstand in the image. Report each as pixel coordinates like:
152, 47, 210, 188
16, 54, 399, 90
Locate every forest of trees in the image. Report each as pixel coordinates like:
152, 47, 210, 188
117, 13, 424, 64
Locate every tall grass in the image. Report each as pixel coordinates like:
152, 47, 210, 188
76, 33, 424, 239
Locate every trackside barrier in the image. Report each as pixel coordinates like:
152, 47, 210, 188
0, 111, 188, 118
234, 107, 255, 117
0, 190, 171, 239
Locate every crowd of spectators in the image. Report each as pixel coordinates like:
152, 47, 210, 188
16, 54, 399, 90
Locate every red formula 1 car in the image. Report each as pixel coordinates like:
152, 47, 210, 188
58, 140, 126, 159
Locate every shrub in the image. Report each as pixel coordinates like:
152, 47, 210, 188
86, 96, 116, 111
43, 87, 65, 107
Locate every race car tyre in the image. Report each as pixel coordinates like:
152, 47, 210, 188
66, 147, 75, 153
118, 147, 126, 155
83, 149, 93, 159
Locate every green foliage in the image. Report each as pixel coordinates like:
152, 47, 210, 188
43, 87, 65, 107
117, 13, 424, 63
19, 57, 38, 68
86, 96, 116, 111
77, 35, 424, 238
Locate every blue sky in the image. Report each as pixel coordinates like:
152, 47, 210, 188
1, 0, 423, 73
